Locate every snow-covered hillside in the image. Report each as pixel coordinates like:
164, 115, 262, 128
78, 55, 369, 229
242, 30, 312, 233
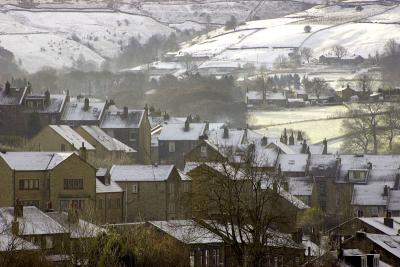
174, 2, 400, 71
0, 0, 310, 73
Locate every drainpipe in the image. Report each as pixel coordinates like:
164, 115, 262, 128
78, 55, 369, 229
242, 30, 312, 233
125, 181, 128, 223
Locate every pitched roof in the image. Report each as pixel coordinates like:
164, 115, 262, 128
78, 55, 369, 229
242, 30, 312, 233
79, 125, 135, 152
50, 125, 95, 150
158, 122, 206, 141
96, 178, 123, 193
101, 109, 144, 129
0, 233, 39, 252
61, 99, 105, 122
288, 177, 313, 196
277, 154, 309, 173
148, 220, 222, 244
110, 165, 175, 182
366, 233, 400, 258
358, 217, 400, 235
0, 206, 65, 235
352, 181, 393, 206
208, 128, 245, 148
0, 86, 27, 105
46, 212, 104, 239
0, 152, 73, 171
26, 94, 67, 113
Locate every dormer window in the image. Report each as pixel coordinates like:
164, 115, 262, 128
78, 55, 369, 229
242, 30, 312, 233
348, 170, 368, 182
289, 160, 295, 165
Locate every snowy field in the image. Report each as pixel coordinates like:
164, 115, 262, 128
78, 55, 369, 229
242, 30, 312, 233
175, 2, 400, 72
249, 105, 348, 144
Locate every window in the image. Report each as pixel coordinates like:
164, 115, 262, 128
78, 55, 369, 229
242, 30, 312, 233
361, 256, 367, 267
45, 236, 53, 249
60, 199, 85, 211
129, 131, 137, 142
168, 202, 175, 214
19, 179, 39, 190
169, 141, 175, 153
183, 183, 190, 193
132, 183, 138, 194
169, 183, 175, 194
349, 170, 367, 182
60, 200, 70, 211
200, 146, 207, 157
107, 198, 112, 209
64, 179, 83, 189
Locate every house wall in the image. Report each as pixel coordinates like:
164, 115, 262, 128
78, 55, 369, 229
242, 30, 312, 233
29, 127, 75, 152
0, 157, 16, 207
49, 154, 96, 213
184, 142, 224, 163
96, 191, 124, 224
159, 140, 200, 169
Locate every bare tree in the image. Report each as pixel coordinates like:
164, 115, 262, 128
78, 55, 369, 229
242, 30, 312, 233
300, 47, 313, 63
190, 156, 305, 266
384, 39, 399, 57
382, 106, 400, 151
331, 45, 348, 59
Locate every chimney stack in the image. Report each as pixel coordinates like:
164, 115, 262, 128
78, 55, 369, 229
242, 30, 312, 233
79, 142, 87, 161
184, 117, 190, 132
297, 131, 303, 141
5, 81, 11, 95
44, 90, 50, 105
289, 132, 295, 146
123, 106, 129, 118
223, 126, 229, 139
384, 211, 394, 228
383, 185, 389, 197
301, 140, 308, 154
83, 98, 90, 111
261, 136, 268, 146
322, 138, 328, 154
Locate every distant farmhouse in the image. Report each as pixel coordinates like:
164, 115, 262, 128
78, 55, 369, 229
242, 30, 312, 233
319, 54, 364, 65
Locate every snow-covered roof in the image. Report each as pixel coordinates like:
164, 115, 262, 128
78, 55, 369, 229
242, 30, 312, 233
246, 91, 263, 100
100, 109, 144, 129
265, 92, 286, 100
277, 154, 309, 173
96, 178, 123, 194
50, 125, 95, 150
352, 181, 393, 206
46, 212, 104, 239
158, 122, 206, 141
30, 94, 67, 114
261, 181, 309, 210
0, 206, 65, 236
110, 165, 175, 182
0, 233, 39, 252
309, 154, 339, 177
366, 233, 400, 259
61, 99, 106, 122
0, 152, 73, 171
288, 177, 313, 196
149, 220, 222, 244
0, 86, 27, 106
337, 155, 400, 183
359, 217, 400, 236
79, 125, 135, 152
208, 128, 245, 148
287, 98, 304, 103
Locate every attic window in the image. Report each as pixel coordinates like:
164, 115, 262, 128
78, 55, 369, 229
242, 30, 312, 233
348, 170, 367, 182
384, 241, 398, 248
289, 160, 295, 165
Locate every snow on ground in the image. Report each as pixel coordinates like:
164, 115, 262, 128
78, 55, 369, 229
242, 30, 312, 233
0, 33, 105, 72
365, 5, 400, 23
249, 105, 348, 144
303, 23, 400, 58
0, 7, 173, 72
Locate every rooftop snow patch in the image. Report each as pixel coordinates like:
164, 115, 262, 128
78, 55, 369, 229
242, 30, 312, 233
110, 164, 175, 182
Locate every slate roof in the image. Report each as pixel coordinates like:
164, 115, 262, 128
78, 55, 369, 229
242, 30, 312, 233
101, 109, 144, 129
61, 98, 105, 122
25, 94, 67, 113
352, 181, 393, 206
358, 217, 400, 235
50, 125, 95, 150
388, 190, 400, 211
79, 125, 135, 152
309, 154, 339, 177
110, 165, 175, 182
96, 178, 123, 194
46, 212, 104, 239
246, 91, 263, 100
208, 128, 245, 148
0, 233, 39, 252
0, 206, 65, 235
0, 86, 27, 105
158, 123, 206, 141
277, 154, 309, 173
366, 233, 400, 259
149, 220, 222, 244
0, 152, 73, 171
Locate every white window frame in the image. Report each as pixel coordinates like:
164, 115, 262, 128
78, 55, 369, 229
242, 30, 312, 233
169, 141, 175, 153
200, 145, 207, 157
